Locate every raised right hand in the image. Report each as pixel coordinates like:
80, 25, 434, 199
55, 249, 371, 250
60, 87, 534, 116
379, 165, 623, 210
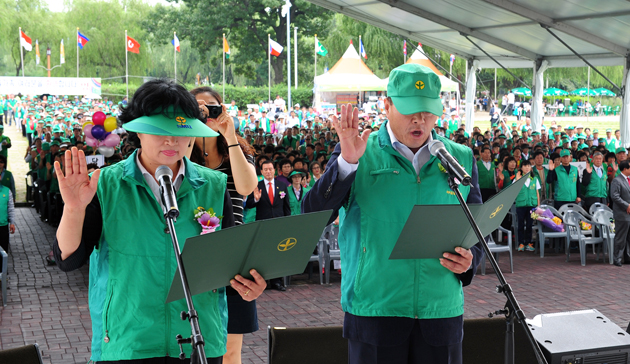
331, 104, 371, 164
253, 187, 262, 200
53, 147, 101, 211
548, 160, 555, 171
585, 163, 592, 173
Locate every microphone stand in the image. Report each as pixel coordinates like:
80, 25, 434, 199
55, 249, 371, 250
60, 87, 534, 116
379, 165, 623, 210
164, 213, 208, 364
444, 171, 548, 364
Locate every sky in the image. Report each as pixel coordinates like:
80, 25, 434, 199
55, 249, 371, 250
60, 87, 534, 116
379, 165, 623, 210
44, 0, 175, 12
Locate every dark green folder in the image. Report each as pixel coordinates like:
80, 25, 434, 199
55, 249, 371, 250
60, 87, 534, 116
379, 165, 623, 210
389, 175, 528, 260
166, 210, 332, 303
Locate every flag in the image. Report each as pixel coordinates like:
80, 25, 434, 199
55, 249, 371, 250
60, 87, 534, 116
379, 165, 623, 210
269, 38, 283, 57
172, 34, 180, 52
20, 30, 32, 51
450, 54, 455, 66
316, 39, 327, 57
403, 40, 407, 55
127, 35, 140, 54
60, 39, 65, 64
223, 36, 230, 59
359, 38, 367, 59
35, 40, 40, 64
77, 31, 89, 49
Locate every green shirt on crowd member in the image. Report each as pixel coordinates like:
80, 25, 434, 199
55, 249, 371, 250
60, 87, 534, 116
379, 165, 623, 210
515, 175, 540, 207
287, 184, 311, 216
0, 99, 5, 114
0, 169, 15, 198
476, 159, 496, 190
0, 132, 12, 160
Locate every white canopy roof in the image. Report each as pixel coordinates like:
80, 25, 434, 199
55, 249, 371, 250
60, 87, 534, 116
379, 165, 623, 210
314, 43, 386, 92
405, 44, 460, 92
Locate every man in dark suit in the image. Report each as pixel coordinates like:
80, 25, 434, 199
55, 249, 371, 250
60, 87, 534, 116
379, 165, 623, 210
246, 160, 291, 289
303, 64, 482, 364
610, 160, 630, 266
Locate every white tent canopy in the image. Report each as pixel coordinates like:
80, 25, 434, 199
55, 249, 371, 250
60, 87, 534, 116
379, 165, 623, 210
314, 43, 386, 92
405, 43, 459, 92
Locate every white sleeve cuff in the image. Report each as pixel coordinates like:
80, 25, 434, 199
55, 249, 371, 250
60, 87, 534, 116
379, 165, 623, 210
337, 155, 359, 181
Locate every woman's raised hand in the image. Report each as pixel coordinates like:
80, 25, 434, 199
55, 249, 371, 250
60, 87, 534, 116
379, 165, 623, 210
54, 147, 101, 211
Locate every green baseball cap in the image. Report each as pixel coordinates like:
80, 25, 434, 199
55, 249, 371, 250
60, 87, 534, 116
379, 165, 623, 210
42, 142, 50, 151
554, 131, 561, 136
606, 128, 612, 132
560, 149, 571, 157
578, 143, 588, 149
577, 133, 586, 139
531, 131, 540, 136
593, 129, 599, 133
123, 107, 219, 138
289, 170, 306, 178
598, 138, 605, 142
616, 147, 627, 154
386, 64, 442, 116
512, 123, 517, 127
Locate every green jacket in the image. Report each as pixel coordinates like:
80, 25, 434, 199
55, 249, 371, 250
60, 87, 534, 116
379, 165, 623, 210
583, 163, 608, 198
0, 185, 10, 226
515, 175, 539, 207
476, 160, 495, 190
339, 127, 472, 319
89, 152, 228, 361
287, 185, 311, 215
0, 170, 15, 197
554, 165, 579, 202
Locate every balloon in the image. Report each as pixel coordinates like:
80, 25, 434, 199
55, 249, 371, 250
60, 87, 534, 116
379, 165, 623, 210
83, 124, 94, 139
97, 146, 115, 158
92, 111, 106, 125
102, 133, 121, 148
103, 116, 118, 132
85, 137, 98, 147
82, 121, 94, 128
91, 125, 106, 140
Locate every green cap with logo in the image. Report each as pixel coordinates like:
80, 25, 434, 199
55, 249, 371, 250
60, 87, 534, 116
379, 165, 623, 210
616, 147, 627, 154
123, 106, 219, 138
386, 64, 443, 116
560, 149, 571, 157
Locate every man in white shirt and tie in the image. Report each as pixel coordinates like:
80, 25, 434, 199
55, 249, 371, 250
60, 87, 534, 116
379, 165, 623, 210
610, 160, 630, 266
581, 152, 609, 212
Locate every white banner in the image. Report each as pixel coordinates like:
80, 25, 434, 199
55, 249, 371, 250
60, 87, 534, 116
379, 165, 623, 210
0, 77, 101, 96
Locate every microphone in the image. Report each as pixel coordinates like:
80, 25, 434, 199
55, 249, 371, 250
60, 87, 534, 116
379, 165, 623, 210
155, 165, 180, 219
429, 140, 472, 186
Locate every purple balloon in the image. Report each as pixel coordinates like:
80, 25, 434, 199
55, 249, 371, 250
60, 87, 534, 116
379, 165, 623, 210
102, 133, 121, 148
91, 125, 106, 140
83, 124, 94, 139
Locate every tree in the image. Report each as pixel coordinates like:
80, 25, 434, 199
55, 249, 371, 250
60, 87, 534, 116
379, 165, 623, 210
146, 0, 334, 86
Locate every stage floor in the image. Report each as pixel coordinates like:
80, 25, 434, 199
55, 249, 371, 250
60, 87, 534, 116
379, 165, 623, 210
1, 207, 629, 363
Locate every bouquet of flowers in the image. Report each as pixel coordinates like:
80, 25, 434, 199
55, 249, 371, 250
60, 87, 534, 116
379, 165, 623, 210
194, 206, 221, 235
531, 207, 564, 232
579, 221, 592, 231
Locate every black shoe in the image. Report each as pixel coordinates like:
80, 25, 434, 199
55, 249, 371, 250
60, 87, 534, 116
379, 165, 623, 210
614, 261, 622, 267
273, 282, 286, 291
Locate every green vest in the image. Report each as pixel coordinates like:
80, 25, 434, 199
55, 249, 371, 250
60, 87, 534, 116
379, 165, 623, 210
89, 152, 228, 361
583, 163, 608, 198
515, 176, 539, 207
476, 160, 495, 190
339, 126, 471, 319
554, 165, 578, 202
287, 185, 311, 215
0, 170, 15, 197
502, 170, 516, 190
0, 185, 9, 226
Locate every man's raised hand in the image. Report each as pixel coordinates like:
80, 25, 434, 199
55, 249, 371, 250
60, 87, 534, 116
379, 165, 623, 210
331, 104, 371, 164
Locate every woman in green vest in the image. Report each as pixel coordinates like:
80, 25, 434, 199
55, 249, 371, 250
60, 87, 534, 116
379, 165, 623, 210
498, 156, 517, 190
52, 79, 266, 363
515, 160, 540, 252
287, 170, 310, 215
308, 161, 323, 188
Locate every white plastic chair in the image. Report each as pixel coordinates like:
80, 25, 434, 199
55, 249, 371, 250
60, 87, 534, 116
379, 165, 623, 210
536, 205, 566, 257
591, 210, 616, 264
480, 226, 513, 275
589, 202, 612, 215
564, 211, 604, 266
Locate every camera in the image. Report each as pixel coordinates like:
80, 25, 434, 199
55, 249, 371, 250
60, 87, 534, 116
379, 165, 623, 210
205, 105, 223, 119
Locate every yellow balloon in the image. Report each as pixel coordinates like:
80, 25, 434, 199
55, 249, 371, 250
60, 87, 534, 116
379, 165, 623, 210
82, 121, 94, 128
103, 117, 118, 132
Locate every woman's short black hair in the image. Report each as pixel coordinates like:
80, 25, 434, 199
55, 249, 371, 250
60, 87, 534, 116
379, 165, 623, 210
0, 155, 6, 165
118, 78, 201, 148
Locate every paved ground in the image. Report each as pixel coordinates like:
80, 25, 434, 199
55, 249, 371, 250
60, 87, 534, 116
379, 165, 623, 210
2, 207, 630, 363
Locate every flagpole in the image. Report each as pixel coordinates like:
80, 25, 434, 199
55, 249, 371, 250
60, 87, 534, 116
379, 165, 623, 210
174, 31, 177, 82
222, 33, 225, 104
19, 27, 24, 77
76, 28, 79, 78
314, 34, 317, 79
268, 34, 271, 104
294, 26, 297, 90
125, 30, 129, 99
286, 0, 291, 109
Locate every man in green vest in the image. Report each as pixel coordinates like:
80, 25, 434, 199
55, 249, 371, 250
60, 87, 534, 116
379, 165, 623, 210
0, 125, 11, 162
533, 151, 551, 201
477, 146, 497, 202
581, 151, 608, 211
304, 63, 483, 364
546, 149, 581, 209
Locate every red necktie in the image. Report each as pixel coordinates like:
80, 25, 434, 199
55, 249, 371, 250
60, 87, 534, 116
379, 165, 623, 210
268, 182, 274, 205
627, 177, 630, 187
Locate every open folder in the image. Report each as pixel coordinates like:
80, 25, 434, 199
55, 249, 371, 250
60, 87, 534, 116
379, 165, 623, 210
166, 210, 331, 303
389, 174, 528, 260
